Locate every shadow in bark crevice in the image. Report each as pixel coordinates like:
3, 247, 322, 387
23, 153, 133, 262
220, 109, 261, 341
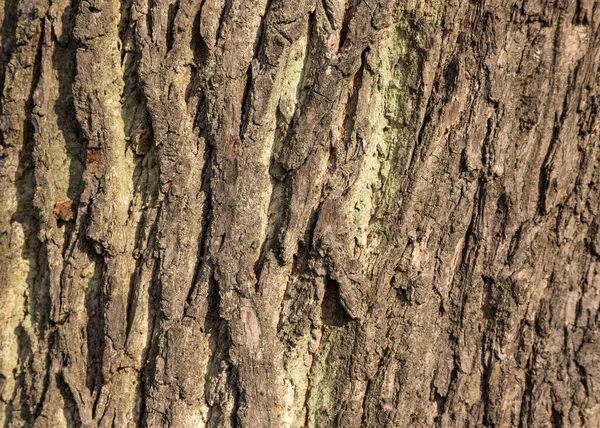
203, 269, 237, 427
321, 275, 351, 327
0, 0, 18, 104
83, 250, 106, 398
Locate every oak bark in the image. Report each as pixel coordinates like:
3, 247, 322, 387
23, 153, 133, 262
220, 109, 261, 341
1, 0, 600, 426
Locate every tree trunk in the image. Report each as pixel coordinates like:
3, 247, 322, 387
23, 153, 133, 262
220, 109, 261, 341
1, 0, 599, 426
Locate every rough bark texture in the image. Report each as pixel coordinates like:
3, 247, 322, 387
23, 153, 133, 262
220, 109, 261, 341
1, 0, 600, 426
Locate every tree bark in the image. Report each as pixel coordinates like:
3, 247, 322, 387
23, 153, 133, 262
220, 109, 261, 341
1, 0, 599, 426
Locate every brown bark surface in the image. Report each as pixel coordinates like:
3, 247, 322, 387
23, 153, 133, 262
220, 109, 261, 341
1, 0, 600, 426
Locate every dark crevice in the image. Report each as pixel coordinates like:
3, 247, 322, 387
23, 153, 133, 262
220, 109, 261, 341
321, 0, 337, 30
360, 348, 392, 426
455, 179, 486, 326
0, 0, 19, 108
238, 0, 276, 145
255, 12, 315, 277
482, 275, 496, 320
55, 371, 82, 426
275, 238, 310, 335
186, 134, 214, 311
341, 48, 367, 162
238, 64, 254, 142
296, 10, 315, 108
229, 366, 241, 428
481, 117, 495, 176
53, 326, 82, 427
54, 0, 86, 272
124, 151, 161, 341
125, 152, 158, 341
10, 1, 45, 236
269, 10, 317, 181
432, 386, 446, 421
252, 0, 274, 63
84, 253, 106, 397
137, 238, 163, 427
203, 268, 235, 427
215, 0, 233, 44
443, 57, 459, 99
165, 0, 180, 53
480, 329, 494, 427
550, 403, 562, 428
14, 325, 33, 423
416, 112, 432, 146
25, 221, 51, 336
31, 347, 52, 421
124, 261, 139, 347
518, 353, 535, 428
321, 275, 351, 327
185, 33, 215, 305
574, 357, 589, 395
338, 0, 360, 52
252, 149, 289, 284
537, 112, 561, 216
125, 230, 159, 426
91, 382, 104, 421
573, 0, 589, 25
190, 5, 210, 68
119, 0, 134, 65
146, 0, 154, 41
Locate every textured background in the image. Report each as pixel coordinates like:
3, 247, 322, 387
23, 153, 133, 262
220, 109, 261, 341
1, 0, 600, 426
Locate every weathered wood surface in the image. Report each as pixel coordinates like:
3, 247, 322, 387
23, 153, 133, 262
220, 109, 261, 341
1, 0, 600, 426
